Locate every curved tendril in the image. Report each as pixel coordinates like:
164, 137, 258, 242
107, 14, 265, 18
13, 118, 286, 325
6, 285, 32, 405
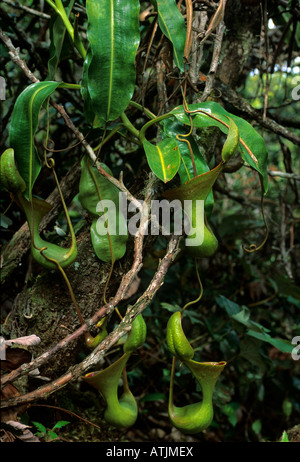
39, 245, 107, 348
168, 355, 177, 415
242, 183, 269, 253
43, 137, 86, 154
39, 247, 84, 324
181, 259, 203, 317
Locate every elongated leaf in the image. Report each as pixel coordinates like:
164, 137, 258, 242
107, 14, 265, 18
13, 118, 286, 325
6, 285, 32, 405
216, 295, 294, 354
81, 49, 95, 125
47, 0, 75, 80
82, 0, 140, 127
171, 102, 269, 193
247, 330, 294, 354
9, 81, 62, 199
78, 155, 128, 262
155, 0, 186, 72
143, 137, 181, 183
163, 162, 224, 202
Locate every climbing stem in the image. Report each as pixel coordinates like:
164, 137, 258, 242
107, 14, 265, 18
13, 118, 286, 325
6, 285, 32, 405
168, 356, 176, 412
59, 83, 81, 90
128, 101, 157, 120
93, 124, 123, 151
120, 112, 140, 139
139, 113, 174, 142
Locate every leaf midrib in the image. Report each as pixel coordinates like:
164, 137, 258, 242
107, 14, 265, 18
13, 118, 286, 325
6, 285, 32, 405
107, 0, 114, 121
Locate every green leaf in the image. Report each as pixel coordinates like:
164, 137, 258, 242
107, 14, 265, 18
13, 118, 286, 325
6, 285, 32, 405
239, 336, 271, 375
280, 430, 289, 442
78, 155, 128, 262
247, 330, 294, 354
282, 398, 293, 418
251, 419, 262, 435
82, 0, 140, 127
47, 430, 58, 441
9, 81, 62, 199
32, 421, 47, 435
163, 162, 224, 202
271, 274, 300, 300
0, 214, 13, 229
222, 402, 239, 427
155, 0, 186, 72
171, 102, 269, 193
52, 420, 70, 430
216, 295, 270, 333
160, 302, 182, 312
47, 1, 75, 80
217, 295, 295, 354
142, 137, 181, 183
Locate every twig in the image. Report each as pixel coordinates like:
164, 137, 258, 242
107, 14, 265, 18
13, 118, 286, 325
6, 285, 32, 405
0, 28, 39, 83
200, 21, 225, 102
267, 170, 300, 181
279, 196, 294, 279
2, 0, 51, 20
197, 0, 226, 45
0, 234, 181, 407
188, 9, 207, 90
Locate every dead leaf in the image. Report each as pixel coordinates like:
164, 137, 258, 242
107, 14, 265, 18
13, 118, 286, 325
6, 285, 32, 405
5, 334, 41, 347
0, 383, 31, 423
1, 347, 32, 371
5, 421, 40, 442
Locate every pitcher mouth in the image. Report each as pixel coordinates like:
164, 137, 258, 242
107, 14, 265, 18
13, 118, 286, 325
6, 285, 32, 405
84, 371, 97, 379
203, 361, 227, 367
215, 361, 227, 366
189, 360, 227, 366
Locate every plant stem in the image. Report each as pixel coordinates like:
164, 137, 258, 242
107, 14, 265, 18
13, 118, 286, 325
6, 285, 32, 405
128, 101, 157, 120
59, 83, 81, 90
139, 113, 174, 142
120, 112, 140, 139
93, 124, 123, 151
45, 0, 60, 15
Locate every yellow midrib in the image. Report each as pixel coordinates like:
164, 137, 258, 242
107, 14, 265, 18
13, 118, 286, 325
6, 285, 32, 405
107, 0, 114, 121
29, 84, 51, 199
156, 144, 167, 182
